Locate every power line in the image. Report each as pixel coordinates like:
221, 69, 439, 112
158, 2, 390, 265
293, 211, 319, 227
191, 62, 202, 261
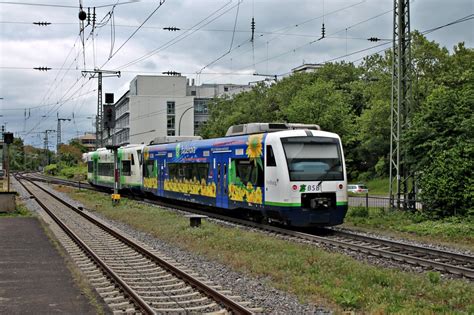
114, 1, 239, 70
0, 1, 140, 9
102, 0, 167, 66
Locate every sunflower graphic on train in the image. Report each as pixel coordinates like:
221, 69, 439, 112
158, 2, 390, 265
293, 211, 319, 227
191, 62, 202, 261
228, 133, 264, 205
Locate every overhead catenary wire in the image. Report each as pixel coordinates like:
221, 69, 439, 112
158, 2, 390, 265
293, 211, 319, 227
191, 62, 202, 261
101, 0, 167, 67
0, 1, 140, 9
115, 1, 237, 70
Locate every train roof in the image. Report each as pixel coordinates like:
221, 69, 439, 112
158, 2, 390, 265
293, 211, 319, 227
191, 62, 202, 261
225, 122, 320, 136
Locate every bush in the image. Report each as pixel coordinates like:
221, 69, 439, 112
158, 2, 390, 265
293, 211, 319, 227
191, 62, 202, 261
348, 207, 369, 218
44, 164, 58, 175
419, 145, 473, 217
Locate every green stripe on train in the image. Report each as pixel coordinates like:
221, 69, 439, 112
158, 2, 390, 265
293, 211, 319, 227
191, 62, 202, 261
265, 201, 348, 207
265, 201, 301, 207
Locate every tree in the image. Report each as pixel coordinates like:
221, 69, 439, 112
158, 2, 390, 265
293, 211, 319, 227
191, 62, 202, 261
58, 143, 83, 166
283, 79, 355, 139
405, 83, 473, 217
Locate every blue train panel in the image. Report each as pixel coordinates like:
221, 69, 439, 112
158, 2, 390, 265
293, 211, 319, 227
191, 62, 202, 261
143, 134, 267, 212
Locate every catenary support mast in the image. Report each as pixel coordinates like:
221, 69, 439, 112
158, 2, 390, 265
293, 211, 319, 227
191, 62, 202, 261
389, 0, 415, 210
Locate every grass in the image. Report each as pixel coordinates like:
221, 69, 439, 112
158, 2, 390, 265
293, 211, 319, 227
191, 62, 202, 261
349, 177, 389, 196
344, 207, 474, 250
55, 185, 474, 314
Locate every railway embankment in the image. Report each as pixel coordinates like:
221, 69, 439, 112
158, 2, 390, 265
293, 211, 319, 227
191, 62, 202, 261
52, 183, 474, 314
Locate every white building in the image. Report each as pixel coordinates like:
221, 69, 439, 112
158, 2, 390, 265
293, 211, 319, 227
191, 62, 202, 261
291, 63, 323, 74
109, 75, 251, 146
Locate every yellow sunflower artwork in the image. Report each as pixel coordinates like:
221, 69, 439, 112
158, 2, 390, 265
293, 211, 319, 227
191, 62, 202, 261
246, 134, 264, 168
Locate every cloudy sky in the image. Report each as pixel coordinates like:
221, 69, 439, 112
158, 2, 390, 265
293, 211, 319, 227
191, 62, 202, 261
0, 0, 472, 148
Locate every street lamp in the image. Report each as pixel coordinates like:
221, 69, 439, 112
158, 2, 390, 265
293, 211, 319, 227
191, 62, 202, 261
178, 106, 194, 136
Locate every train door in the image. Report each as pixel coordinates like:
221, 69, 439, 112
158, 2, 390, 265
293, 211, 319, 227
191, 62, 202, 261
157, 157, 165, 197
214, 154, 229, 208
93, 156, 98, 185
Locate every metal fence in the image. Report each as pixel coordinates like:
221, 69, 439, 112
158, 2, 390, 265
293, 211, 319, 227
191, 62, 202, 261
349, 194, 423, 211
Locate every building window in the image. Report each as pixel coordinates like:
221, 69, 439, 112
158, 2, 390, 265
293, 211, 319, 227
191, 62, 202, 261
167, 101, 175, 114
224, 86, 229, 92
167, 101, 175, 135
194, 98, 209, 114
191, 90, 196, 96
167, 116, 175, 129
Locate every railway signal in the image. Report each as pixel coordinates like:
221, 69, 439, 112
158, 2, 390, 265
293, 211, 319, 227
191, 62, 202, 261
3, 132, 13, 192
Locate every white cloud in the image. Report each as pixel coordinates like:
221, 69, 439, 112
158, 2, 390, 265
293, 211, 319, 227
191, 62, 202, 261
1, 0, 472, 146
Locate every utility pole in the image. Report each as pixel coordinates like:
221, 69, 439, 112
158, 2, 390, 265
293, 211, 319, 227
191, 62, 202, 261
389, 0, 415, 210
57, 113, 71, 152
82, 69, 120, 149
43, 129, 56, 166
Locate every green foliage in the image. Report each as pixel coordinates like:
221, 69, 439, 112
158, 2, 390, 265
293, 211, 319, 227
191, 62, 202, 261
427, 272, 441, 285
44, 163, 58, 175
283, 79, 356, 139
405, 77, 473, 217
347, 207, 369, 218
56, 164, 87, 180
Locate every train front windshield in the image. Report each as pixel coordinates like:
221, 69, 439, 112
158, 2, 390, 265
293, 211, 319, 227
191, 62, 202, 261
281, 136, 343, 181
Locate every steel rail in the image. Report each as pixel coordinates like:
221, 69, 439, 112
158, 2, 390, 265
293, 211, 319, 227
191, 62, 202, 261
140, 198, 474, 279
329, 229, 474, 265
23, 173, 474, 279
16, 176, 156, 315
18, 175, 254, 315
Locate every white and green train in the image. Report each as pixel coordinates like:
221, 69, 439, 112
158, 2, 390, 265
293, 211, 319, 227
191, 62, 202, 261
85, 144, 144, 191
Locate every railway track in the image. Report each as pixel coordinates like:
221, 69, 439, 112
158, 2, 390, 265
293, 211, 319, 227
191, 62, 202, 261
15, 174, 256, 314
24, 173, 474, 280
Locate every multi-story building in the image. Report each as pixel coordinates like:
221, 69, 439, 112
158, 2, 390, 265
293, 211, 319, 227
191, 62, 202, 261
108, 75, 251, 146
73, 133, 96, 152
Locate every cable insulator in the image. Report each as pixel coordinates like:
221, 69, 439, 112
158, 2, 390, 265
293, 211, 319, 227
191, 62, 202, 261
164, 27, 180, 31
321, 23, 326, 38
33, 22, 51, 26
251, 17, 255, 42
368, 37, 380, 42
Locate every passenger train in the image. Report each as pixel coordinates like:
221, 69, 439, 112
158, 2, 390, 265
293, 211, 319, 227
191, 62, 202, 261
85, 123, 348, 227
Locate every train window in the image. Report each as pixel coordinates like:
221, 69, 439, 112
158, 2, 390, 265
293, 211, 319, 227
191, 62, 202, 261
168, 163, 209, 182
98, 163, 114, 176
131, 154, 135, 165
196, 164, 209, 181
122, 161, 131, 176
234, 159, 264, 187
281, 136, 343, 181
87, 161, 93, 173
145, 160, 155, 178
137, 150, 142, 165
266, 145, 277, 167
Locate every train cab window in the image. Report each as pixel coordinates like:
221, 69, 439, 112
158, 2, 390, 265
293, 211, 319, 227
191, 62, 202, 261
266, 145, 277, 167
87, 161, 93, 173
131, 154, 135, 165
122, 161, 131, 176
